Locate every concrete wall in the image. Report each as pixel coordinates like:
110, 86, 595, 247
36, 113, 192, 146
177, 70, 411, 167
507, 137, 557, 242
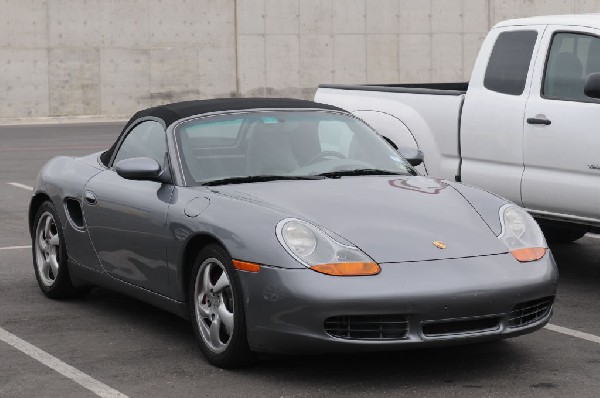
2, 0, 600, 118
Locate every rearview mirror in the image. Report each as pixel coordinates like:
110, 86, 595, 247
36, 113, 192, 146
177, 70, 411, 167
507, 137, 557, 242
115, 157, 169, 183
584, 72, 600, 99
398, 147, 424, 167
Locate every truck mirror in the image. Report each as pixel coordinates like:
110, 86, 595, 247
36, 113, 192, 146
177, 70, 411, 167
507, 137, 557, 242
398, 147, 424, 167
584, 72, 600, 99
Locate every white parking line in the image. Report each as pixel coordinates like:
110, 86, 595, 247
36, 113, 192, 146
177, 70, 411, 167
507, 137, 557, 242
545, 323, 600, 344
0, 245, 31, 251
7, 182, 33, 191
0, 326, 128, 398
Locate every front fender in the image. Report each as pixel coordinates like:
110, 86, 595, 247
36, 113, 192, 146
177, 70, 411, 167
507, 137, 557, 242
166, 187, 303, 301
446, 181, 511, 236
30, 155, 105, 271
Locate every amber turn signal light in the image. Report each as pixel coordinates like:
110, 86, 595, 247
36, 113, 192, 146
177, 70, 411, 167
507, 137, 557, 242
511, 247, 547, 262
310, 262, 381, 276
232, 259, 261, 273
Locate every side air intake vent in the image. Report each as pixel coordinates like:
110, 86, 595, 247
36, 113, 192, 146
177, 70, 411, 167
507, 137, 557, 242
64, 198, 85, 230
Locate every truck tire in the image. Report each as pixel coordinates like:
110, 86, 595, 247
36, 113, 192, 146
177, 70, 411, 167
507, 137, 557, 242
540, 224, 587, 244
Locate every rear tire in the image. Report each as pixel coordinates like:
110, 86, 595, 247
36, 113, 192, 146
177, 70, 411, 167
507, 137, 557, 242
540, 224, 587, 244
189, 244, 256, 368
32, 201, 85, 299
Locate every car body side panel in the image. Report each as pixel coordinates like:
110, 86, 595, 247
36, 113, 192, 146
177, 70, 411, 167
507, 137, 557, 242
32, 156, 104, 273
83, 170, 174, 296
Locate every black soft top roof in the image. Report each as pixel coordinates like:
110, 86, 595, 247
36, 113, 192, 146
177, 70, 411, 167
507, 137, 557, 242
128, 98, 344, 128
101, 98, 345, 165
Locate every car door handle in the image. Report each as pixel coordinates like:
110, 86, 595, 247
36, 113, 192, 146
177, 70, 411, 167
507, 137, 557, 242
527, 117, 551, 125
84, 190, 97, 205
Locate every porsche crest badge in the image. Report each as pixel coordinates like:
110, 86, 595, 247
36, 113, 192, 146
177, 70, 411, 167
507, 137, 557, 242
433, 241, 447, 249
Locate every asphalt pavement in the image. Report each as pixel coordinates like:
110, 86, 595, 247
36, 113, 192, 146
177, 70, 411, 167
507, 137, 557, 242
0, 123, 599, 397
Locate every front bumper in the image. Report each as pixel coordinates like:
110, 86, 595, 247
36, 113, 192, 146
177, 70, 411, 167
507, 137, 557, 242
238, 253, 558, 354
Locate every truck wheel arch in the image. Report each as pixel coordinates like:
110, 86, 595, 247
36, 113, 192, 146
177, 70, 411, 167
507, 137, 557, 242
351, 109, 429, 175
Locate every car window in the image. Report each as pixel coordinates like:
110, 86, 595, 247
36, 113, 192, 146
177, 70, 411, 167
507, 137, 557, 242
484, 30, 538, 96
181, 118, 243, 148
175, 111, 413, 185
543, 32, 600, 101
318, 120, 354, 157
112, 121, 166, 168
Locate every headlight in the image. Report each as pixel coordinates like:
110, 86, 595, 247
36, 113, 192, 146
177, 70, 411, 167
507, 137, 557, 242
276, 218, 380, 276
499, 204, 547, 262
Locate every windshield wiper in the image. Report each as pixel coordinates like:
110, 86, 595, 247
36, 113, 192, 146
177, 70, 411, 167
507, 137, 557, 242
202, 175, 325, 186
317, 168, 411, 178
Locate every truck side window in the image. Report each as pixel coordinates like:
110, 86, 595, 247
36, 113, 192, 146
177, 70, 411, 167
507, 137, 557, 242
543, 32, 600, 101
484, 30, 538, 95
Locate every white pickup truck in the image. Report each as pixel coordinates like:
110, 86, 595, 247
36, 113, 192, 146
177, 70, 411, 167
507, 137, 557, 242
316, 14, 600, 242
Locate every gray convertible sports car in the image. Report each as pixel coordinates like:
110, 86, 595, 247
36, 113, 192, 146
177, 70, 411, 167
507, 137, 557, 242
30, 98, 558, 368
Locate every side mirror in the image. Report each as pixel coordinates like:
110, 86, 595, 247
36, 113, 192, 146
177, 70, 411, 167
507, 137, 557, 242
398, 147, 424, 167
115, 157, 169, 183
584, 72, 600, 99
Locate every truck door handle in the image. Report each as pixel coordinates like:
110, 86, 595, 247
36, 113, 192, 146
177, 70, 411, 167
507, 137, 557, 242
527, 117, 551, 125
84, 190, 97, 205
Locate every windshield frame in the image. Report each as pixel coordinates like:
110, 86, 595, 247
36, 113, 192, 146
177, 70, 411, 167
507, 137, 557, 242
171, 108, 414, 187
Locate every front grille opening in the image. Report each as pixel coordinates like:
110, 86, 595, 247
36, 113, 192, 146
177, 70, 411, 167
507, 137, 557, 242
324, 315, 409, 340
422, 317, 500, 336
509, 296, 554, 328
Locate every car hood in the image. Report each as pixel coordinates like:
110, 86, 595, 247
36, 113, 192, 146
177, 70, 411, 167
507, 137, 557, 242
210, 176, 508, 263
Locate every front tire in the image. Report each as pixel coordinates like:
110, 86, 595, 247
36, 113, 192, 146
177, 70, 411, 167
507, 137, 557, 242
189, 244, 255, 368
32, 201, 82, 299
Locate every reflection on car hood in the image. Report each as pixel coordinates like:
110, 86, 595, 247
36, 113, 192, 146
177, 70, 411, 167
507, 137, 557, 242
211, 176, 508, 263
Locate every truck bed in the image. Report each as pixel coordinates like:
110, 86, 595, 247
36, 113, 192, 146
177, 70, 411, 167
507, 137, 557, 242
318, 83, 468, 96
315, 84, 466, 181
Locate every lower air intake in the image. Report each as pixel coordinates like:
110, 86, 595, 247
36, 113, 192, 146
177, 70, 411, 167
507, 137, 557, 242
422, 317, 500, 336
509, 296, 554, 328
324, 315, 409, 340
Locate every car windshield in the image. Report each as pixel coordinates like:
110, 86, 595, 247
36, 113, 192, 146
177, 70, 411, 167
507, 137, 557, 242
174, 110, 415, 185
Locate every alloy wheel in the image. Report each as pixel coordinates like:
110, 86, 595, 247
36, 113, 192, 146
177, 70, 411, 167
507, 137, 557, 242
194, 258, 235, 353
35, 211, 61, 287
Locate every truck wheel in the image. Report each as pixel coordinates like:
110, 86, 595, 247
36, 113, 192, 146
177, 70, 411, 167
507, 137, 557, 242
541, 225, 587, 244
189, 244, 256, 368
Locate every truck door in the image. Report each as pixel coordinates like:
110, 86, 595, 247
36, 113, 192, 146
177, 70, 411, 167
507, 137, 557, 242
523, 26, 600, 222
460, 26, 544, 205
